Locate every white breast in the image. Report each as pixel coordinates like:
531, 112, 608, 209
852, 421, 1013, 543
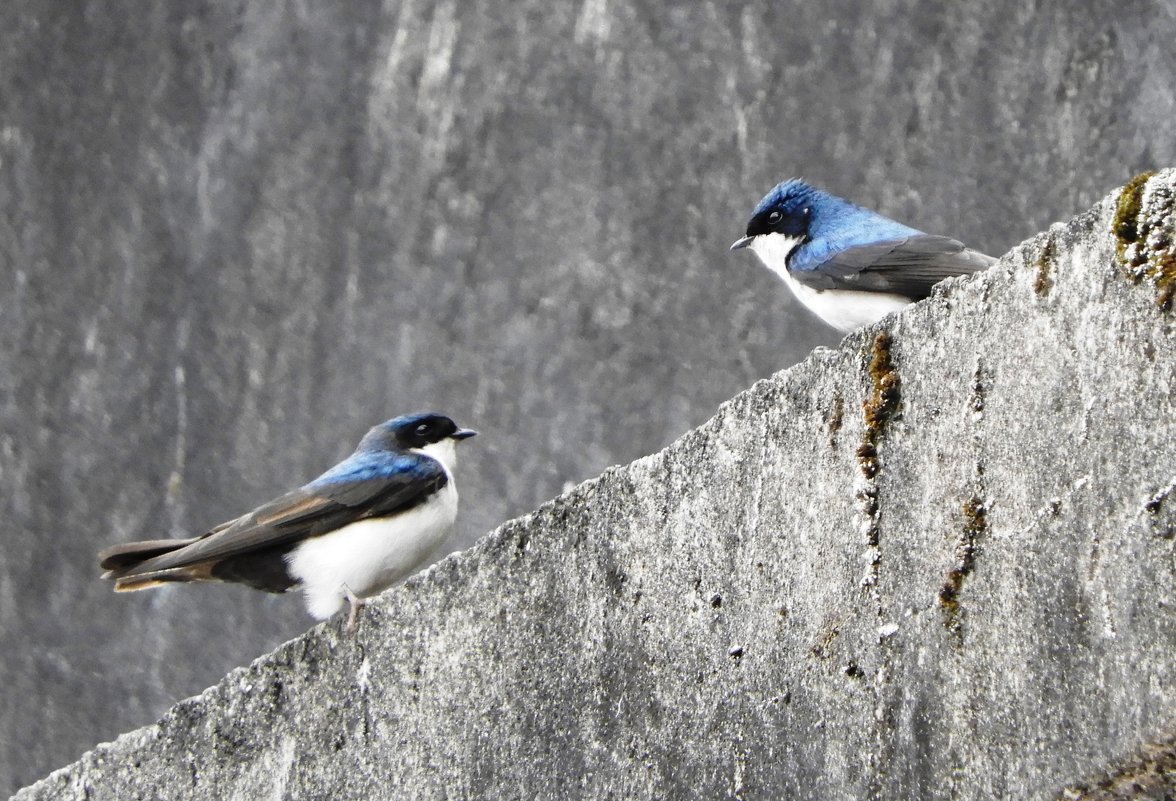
286, 445, 461, 620
776, 271, 910, 332
749, 232, 910, 332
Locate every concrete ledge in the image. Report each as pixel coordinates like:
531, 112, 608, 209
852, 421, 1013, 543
16, 171, 1176, 800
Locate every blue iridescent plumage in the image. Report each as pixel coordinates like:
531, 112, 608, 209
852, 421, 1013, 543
732, 179, 997, 332
99, 412, 477, 630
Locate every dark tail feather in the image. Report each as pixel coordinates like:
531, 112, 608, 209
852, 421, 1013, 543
98, 538, 200, 573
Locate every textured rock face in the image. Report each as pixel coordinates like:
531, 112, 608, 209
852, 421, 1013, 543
4, 0, 1176, 792
14, 174, 1176, 800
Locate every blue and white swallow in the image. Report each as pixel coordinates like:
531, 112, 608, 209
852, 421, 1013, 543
99, 412, 477, 631
731, 179, 997, 332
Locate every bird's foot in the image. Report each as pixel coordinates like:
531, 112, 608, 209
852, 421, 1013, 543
344, 586, 366, 635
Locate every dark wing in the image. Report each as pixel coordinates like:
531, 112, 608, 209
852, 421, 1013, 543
103, 454, 447, 580
793, 235, 997, 299
98, 537, 202, 571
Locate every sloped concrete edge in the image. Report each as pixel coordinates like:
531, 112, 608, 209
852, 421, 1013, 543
13, 169, 1176, 800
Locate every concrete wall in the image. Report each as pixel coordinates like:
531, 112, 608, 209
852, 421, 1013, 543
3, 0, 1175, 792
14, 172, 1176, 799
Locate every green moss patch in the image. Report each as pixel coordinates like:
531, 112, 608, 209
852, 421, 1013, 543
1112, 171, 1155, 265
1111, 171, 1176, 310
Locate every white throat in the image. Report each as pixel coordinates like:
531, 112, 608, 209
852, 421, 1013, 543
747, 232, 804, 282
411, 438, 460, 475
747, 232, 909, 332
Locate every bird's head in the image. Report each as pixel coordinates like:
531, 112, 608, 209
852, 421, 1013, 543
730, 178, 824, 271
359, 413, 477, 469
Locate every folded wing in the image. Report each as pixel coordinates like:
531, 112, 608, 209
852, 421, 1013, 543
793, 235, 997, 299
99, 453, 447, 591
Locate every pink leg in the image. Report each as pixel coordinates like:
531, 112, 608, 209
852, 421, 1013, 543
343, 586, 366, 634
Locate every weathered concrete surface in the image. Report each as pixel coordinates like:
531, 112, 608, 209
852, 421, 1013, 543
14, 174, 1176, 799
1053, 731, 1176, 801
4, 0, 1176, 793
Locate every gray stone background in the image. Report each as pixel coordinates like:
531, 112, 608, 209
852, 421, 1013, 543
0, 0, 1172, 793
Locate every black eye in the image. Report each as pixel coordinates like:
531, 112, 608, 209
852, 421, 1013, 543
767, 210, 782, 224
415, 423, 432, 437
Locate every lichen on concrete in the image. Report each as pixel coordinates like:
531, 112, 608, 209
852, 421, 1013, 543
938, 494, 987, 637
1034, 232, 1057, 296
856, 331, 900, 481
1052, 731, 1176, 800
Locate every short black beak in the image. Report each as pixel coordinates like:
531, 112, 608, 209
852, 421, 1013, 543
729, 235, 754, 251
452, 428, 478, 440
